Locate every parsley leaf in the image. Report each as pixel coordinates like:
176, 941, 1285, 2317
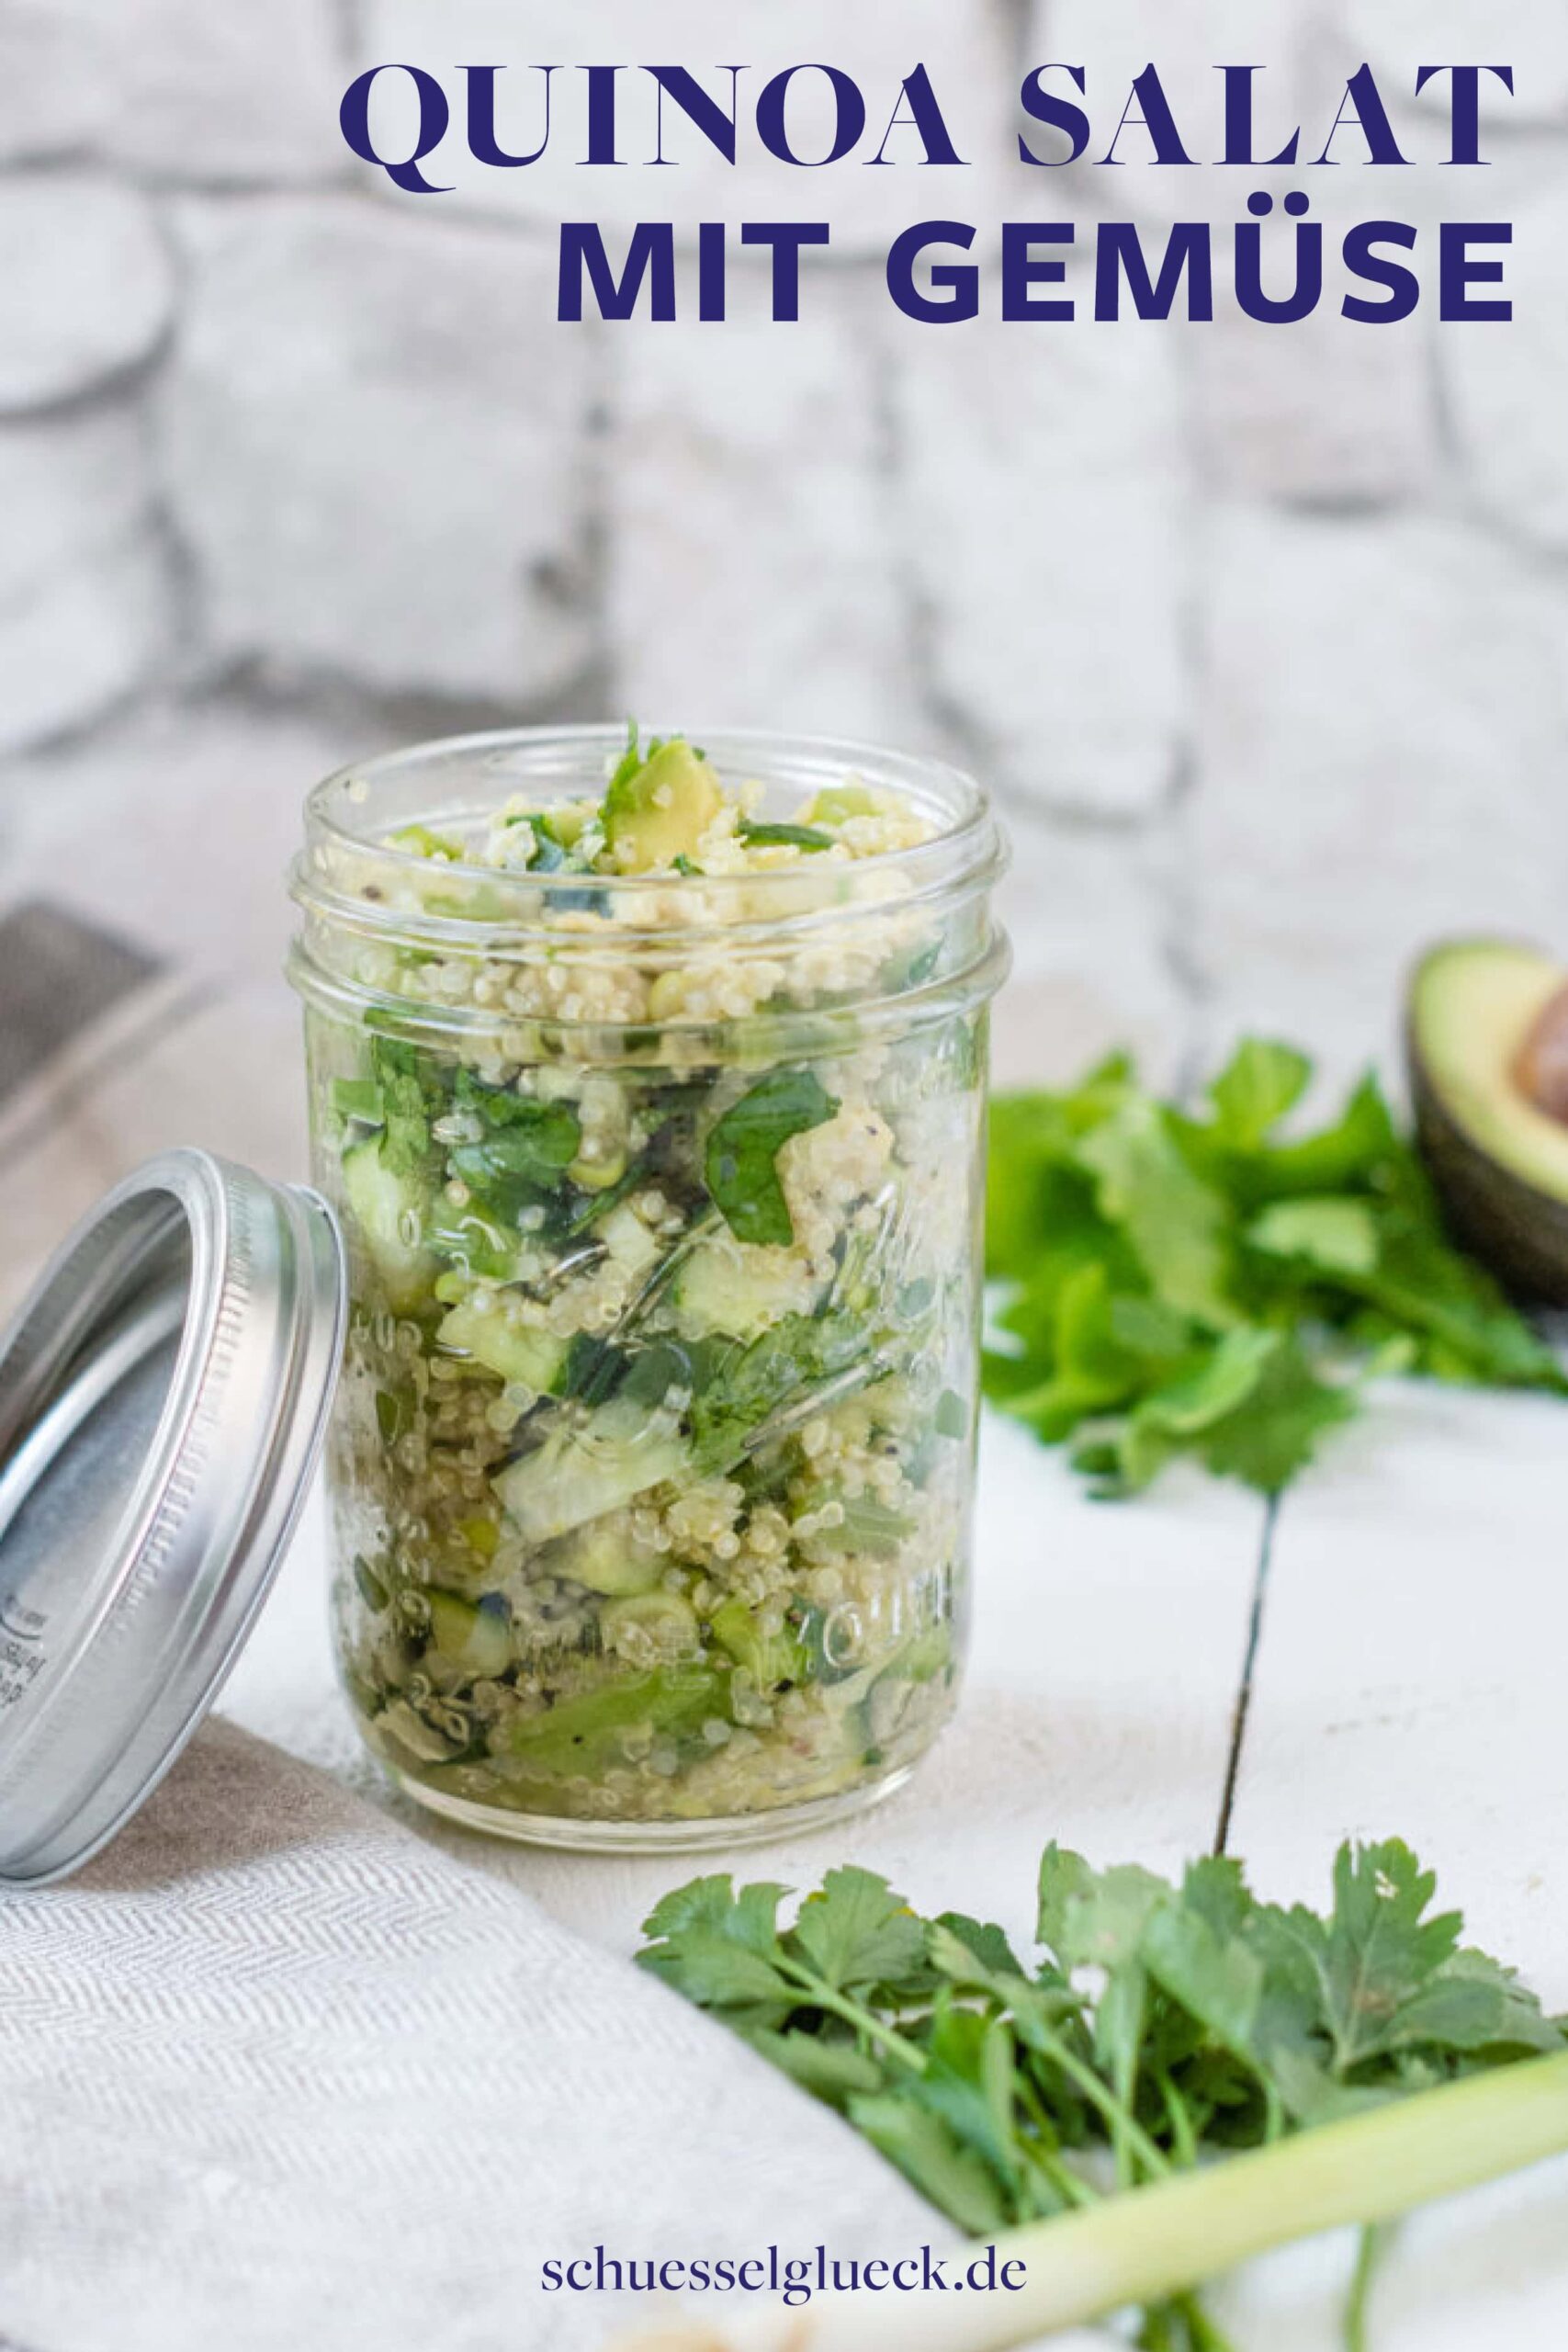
794, 1869, 929, 1995
368, 1037, 436, 1176
1195, 1337, 1360, 1496
446, 1069, 581, 1209
689, 1311, 878, 1470
1077, 1097, 1236, 1329
1248, 1196, 1382, 1280
642, 1837, 1568, 2347
1207, 1038, 1314, 1148
332, 1076, 385, 1126
705, 1069, 840, 1247
987, 1042, 1565, 1498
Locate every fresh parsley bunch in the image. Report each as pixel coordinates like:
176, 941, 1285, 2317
985, 1042, 1565, 1498
639, 1844, 1568, 2351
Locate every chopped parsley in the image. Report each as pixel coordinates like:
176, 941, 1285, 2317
704, 1068, 840, 1248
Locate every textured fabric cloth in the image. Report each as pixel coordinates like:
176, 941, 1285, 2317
0, 790, 946, 2352
0, 740, 1107, 2352
0, 1720, 943, 2352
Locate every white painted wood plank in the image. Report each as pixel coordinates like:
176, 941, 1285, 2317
1218, 1380, 1568, 2348
1229, 1382, 1568, 1994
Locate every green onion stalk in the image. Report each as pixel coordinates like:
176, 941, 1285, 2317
611, 2052, 1568, 2352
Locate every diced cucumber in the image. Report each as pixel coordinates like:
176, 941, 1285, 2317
601, 1589, 700, 1653
492, 1398, 691, 1544
373, 1697, 468, 1765
604, 739, 722, 872
935, 1387, 969, 1440
857, 1626, 952, 1753
342, 1138, 436, 1314
673, 1238, 815, 1342
538, 1517, 664, 1597
807, 1491, 916, 1555
600, 1203, 660, 1277
435, 1298, 568, 1392
427, 1589, 513, 1679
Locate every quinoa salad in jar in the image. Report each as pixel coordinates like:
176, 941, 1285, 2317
289, 727, 1008, 1849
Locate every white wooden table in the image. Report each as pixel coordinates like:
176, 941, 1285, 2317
225, 1386, 1568, 2351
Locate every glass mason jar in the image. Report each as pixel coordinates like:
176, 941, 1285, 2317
288, 727, 1008, 1850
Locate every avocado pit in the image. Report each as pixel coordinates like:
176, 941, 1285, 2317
1514, 983, 1568, 1129
1407, 939, 1568, 1306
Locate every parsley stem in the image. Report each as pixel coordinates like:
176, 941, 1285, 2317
1343, 2222, 1390, 2352
781, 1966, 928, 2075
1170, 2292, 1237, 2352
1015, 2098, 1092, 2205
1013, 2084, 1095, 2215
1155, 2067, 1199, 2172
1015, 2008, 1172, 2184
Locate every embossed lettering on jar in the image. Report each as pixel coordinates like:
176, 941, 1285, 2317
289, 726, 1009, 1851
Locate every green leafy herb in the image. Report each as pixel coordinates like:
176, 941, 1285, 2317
738, 819, 835, 853
1206, 1039, 1313, 1150
367, 1037, 437, 1176
641, 1839, 1568, 2349
444, 1069, 581, 1212
332, 1077, 384, 1126
606, 719, 657, 799
705, 1068, 840, 1247
689, 1310, 875, 1469
987, 1043, 1566, 1498
388, 822, 462, 862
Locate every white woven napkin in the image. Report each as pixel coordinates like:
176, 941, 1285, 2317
0, 1719, 949, 2352
0, 732, 1100, 2352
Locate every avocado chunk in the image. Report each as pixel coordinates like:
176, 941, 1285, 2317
672, 1237, 817, 1342
806, 783, 883, 826
427, 1589, 513, 1679
1407, 938, 1568, 1303
601, 1589, 700, 1657
603, 739, 722, 872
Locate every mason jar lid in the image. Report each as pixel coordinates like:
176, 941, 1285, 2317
0, 1149, 345, 1888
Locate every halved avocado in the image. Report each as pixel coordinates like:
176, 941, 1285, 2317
1407, 939, 1568, 1303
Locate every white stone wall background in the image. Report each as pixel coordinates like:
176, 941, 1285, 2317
1, 0, 1565, 1102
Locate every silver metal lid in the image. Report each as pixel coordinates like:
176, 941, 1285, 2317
0, 1150, 345, 1887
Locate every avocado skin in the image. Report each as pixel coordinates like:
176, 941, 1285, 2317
1407, 1033, 1568, 1306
